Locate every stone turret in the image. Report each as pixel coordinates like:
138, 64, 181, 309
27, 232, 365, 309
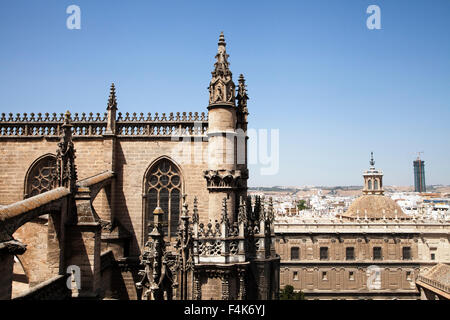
205, 32, 242, 223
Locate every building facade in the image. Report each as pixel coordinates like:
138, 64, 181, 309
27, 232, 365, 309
0, 33, 279, 300
275, 155, 450, 299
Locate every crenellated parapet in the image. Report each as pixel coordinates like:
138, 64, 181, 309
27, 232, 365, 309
0, 111, 208, 138
116, 111, 208, 137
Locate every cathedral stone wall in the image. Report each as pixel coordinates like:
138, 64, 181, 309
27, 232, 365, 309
0, 138, 109, 205
113, 139, 209, 255
0, 139, 57, 204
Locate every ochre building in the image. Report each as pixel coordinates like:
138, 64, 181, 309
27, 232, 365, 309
275, 155, 450, 300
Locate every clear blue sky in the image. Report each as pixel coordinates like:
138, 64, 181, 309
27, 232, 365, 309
1, 0, 449, 187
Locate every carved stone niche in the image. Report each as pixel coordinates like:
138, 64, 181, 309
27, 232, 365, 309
204, 169, 242, 190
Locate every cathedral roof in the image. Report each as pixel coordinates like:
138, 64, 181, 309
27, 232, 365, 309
342, 194, 410, 220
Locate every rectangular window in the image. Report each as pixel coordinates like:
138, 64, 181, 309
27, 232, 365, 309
431, 253, 435, 260
322, 271, 328, 281
291, 247, 300, 260
293, 271, 298, 281
373, 247, 382, 260
346, 247, 355, 260
406, 271, 412, 281
402, 247, 412, 260
349, 271, 354, 281
320, 247, 329, 260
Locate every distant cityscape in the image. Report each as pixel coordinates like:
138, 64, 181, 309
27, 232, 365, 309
249, 184, 450, 220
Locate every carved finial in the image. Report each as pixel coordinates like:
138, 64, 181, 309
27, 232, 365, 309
107, 83, 117, 110
192, 196, 199, 224
268, 197, 274, 222
238, 196, 247, 225
182, 194, 189, 217
236, 74, 249, 113
221, 197, 228, 224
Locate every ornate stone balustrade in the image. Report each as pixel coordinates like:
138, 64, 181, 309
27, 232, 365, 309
416, 275, 450, 294
0, 111, 208, 138
191, 196, 276, 264
0, 112, 107, 137
116, 112, 207, 137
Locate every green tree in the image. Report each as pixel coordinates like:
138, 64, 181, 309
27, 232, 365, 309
297, 200, 308, 211
279, 285, 306, 300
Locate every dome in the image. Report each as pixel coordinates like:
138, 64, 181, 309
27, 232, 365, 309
343, 195, 409, 220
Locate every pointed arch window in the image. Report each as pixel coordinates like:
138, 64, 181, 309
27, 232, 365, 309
144, 158, 182, 241
368, 180, 372, 190
374, 179, 379, 190
24, 155, 57, 198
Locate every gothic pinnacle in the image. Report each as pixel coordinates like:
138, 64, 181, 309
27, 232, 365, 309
237, 74, 249, 113
107, 83, 117, 110
208, 32, 235, 106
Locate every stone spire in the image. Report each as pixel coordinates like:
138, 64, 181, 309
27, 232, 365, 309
107, 83, 117, 110
208, 32, 235, 107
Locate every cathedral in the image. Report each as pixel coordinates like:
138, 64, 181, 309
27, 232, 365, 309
0, 33, 280, 300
